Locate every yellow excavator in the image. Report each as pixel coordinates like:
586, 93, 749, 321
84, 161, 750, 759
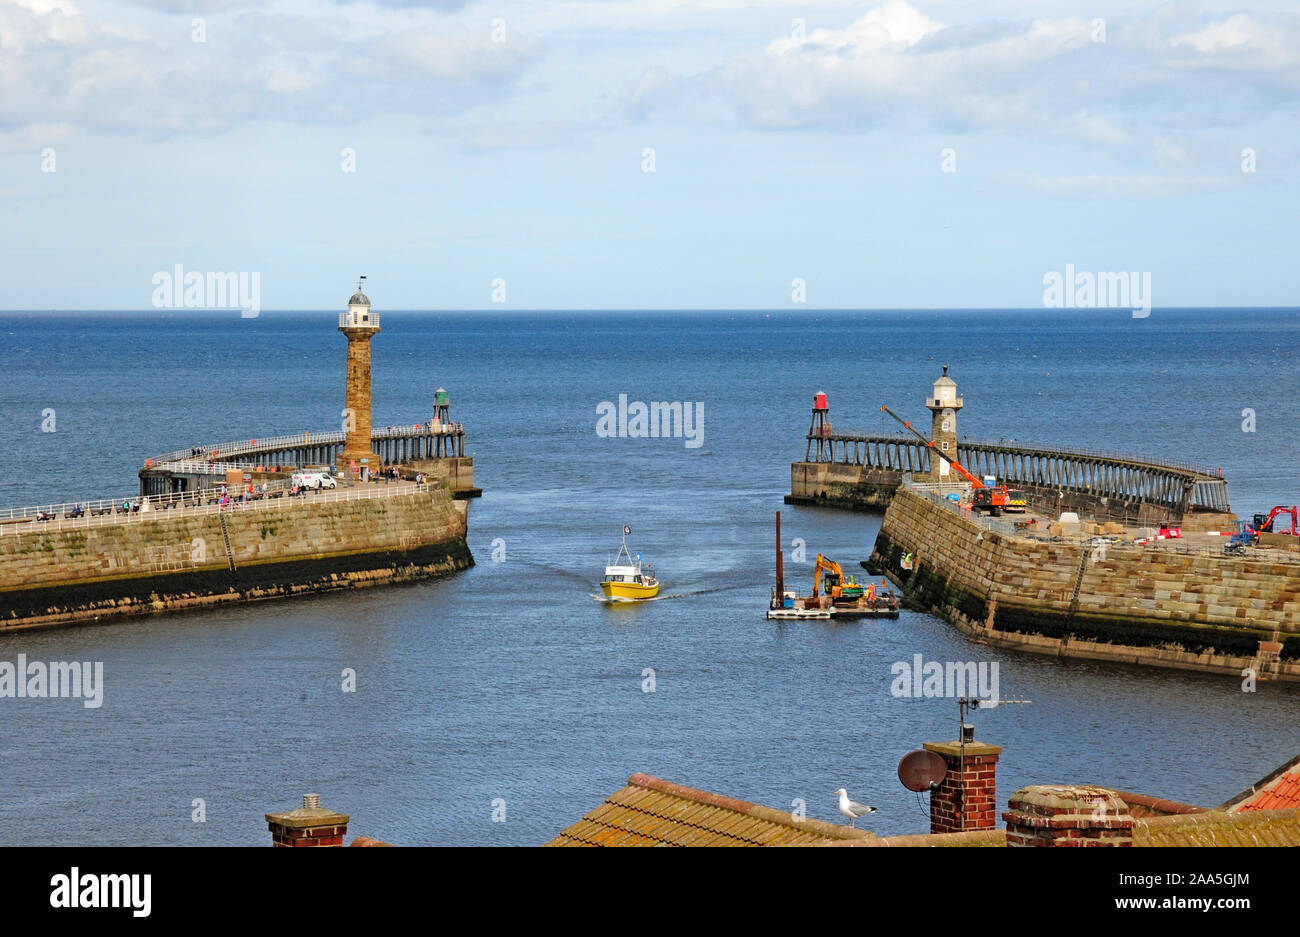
814, 554, 866, 600
813, 554, 844, 599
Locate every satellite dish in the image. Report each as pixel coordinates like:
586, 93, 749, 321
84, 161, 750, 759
898, 750, 947, 792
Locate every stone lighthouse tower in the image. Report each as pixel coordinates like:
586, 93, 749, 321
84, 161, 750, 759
339, 278, 379, 480
926, 365, 962, 482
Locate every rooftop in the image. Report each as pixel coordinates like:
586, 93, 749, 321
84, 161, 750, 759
1222, 752, 1300, 813
544, 773, 877, 847
821, 808, 1300, 847
545, 755, 1300, 847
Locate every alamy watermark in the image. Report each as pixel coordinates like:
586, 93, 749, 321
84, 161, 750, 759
1043, 264, 1151, 318
890, 653, 999, 704
1, 655, 103, 709
596, 394, 703, 449
152, 265, 261, 318
50, 869, 150, 917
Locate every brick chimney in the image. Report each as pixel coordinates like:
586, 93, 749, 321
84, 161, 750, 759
923, 739, 1001, 834
266, 793, 350, 847
1003, 785, 1134, 847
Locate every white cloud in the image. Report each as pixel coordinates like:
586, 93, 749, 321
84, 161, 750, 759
0, 1, 544, 139
630, 3, 1300, 144
767, 0, 942, 55
0, 121, 77, 155
1173, 14, 1261, 55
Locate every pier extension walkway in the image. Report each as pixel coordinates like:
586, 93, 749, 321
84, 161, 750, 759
140, 423, 478, 500
792, 429, 1231, 527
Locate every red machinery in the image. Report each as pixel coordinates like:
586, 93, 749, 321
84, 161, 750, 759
1253, 506, 1298, 536
880, 405, 1012, 515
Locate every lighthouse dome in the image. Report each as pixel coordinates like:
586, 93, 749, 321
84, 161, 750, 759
928, 364, 962, 410
348, 290, 371, 307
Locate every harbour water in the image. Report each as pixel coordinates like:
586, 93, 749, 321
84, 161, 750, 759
2, 308, 1299, 845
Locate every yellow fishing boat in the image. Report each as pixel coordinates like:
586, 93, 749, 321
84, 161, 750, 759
600, 526, 660, 601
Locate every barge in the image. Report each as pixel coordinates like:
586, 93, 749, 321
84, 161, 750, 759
767, 511, 900, 621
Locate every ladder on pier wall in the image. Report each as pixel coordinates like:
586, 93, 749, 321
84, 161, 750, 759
218, 513, 238, 577
1065, 547, 1090, 623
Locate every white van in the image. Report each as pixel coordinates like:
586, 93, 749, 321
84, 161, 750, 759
292, 471, 337, 490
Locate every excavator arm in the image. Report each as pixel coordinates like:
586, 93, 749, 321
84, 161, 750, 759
1258, 505, 1298, 535
813, 553, 844, 598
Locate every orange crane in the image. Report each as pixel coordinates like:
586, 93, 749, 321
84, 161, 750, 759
880, 405, 1013, 516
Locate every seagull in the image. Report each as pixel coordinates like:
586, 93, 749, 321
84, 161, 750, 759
833, 788, 877, 828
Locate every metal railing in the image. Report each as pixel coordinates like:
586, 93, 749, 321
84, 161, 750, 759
906, 484, 1019, 537
808, 428, 1222, 479
955, 435, 1223, 480
146, 423, 465, 468
151, 460, 262, 474
1116, 536, 1300, 563
0, 480, 430, 537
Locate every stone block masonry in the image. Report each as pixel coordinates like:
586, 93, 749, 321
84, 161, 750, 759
0, 487, 471, 633
340, 328, 376, 475
870, 487, 1300, 682
785, 462, 900, 512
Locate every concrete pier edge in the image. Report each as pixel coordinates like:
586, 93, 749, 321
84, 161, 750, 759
866, 487, 1300, 683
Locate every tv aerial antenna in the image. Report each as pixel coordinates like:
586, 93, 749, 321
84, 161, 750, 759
957, 694, 1031, 744
896, 694, 1032, 829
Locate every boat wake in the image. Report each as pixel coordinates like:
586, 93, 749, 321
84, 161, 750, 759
589, 581, 756, 604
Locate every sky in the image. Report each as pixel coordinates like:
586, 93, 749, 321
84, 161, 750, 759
2, 0, 1299, 310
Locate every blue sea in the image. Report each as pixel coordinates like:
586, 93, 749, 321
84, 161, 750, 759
1, 308, 1299, 845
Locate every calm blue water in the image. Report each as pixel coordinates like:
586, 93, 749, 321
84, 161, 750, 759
1, 308, 1299, 845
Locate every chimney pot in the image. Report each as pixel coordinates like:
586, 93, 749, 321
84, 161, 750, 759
1003, 785, 1134, 847
266, 793, 350, 847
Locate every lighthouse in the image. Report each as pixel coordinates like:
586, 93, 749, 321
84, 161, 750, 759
926, 365, 962, 482
339, 278, 380, 480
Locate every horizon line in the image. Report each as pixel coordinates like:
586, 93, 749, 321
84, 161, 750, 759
4, 306, 1299, 315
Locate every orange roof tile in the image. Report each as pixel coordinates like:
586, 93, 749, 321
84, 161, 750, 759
1222, 752, 1300, 813
1239, 772, 1300, 811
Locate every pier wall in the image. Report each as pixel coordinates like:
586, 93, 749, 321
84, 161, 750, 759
786, 462, 901, 511
410, 456, 479, 499
0, 488, 471, 632
870, 487, 1300, 681
786, 460, 1225, 527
